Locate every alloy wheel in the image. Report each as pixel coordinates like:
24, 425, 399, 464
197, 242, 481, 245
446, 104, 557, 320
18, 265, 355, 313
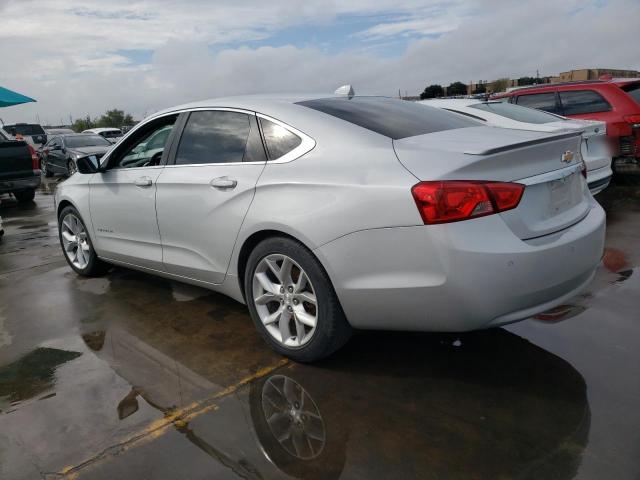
60, 213, 91, 269
252, 254, 318, 347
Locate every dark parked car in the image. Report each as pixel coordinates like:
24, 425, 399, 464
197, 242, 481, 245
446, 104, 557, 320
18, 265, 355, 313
491, 79, 640, 178
0, 128, 41, 202
2, 123, 47, 146
40, 134, 112, 177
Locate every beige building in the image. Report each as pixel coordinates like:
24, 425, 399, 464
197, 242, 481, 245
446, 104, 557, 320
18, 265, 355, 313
550, 68, 640, 83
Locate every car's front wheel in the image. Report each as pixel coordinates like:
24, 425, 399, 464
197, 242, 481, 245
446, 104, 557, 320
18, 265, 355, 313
41, 160, 53, 177
245, 236, 352, 362
58, 206, 109, 276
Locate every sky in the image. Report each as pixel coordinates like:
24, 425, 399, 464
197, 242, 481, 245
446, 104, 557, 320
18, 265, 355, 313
0, 0, 638, 125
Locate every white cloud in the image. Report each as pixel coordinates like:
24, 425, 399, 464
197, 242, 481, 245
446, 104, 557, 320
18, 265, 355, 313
0, 0, 637, 125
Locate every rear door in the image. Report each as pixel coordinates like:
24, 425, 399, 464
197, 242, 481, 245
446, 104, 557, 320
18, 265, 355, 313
155, 109, 267, 284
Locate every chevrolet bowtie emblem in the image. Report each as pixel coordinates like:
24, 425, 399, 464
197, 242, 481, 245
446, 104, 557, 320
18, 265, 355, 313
561, 150, 574, 163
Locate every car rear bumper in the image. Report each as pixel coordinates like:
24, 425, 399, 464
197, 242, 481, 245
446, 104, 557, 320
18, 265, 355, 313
0, 175, 41, 194
587, 165, 612, 195
315, 201, 605, 331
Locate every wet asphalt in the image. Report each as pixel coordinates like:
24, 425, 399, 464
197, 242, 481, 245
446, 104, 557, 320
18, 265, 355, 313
0, 178, 638, 480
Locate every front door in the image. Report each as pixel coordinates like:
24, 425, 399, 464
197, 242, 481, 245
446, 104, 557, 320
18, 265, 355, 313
156, 110, 267, 284
89, 115, 178, 270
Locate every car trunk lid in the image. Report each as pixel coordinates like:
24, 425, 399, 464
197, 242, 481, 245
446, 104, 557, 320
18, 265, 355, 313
394, 126, 590, 239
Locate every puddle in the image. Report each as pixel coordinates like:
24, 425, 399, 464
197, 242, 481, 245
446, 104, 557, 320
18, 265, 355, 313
171, 282, 211, 302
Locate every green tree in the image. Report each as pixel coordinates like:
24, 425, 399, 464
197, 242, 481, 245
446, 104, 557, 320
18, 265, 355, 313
473, 83, 487, 94
72, 115, 95, 133
96, 109, 135, 128
490, 78, 510, 93
447, 81, 468, 96
420, 84, 445, 99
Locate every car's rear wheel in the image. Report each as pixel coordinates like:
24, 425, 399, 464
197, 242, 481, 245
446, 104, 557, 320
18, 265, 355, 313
58, 206, 109, 276
245, 236, 352, 362
14, 189, 35, 203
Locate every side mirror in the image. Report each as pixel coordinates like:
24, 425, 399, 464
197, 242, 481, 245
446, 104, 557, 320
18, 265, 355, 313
76, 155, 102, 174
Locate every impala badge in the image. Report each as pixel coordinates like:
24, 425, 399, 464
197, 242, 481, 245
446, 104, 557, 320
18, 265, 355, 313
561, 150, 574, 163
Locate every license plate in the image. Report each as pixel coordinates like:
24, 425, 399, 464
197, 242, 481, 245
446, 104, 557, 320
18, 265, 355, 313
549, 172, 578, 212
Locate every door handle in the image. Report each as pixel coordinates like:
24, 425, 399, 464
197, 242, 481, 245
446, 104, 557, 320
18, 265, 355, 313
134, 176, 153, 187
210, 176, 238, 190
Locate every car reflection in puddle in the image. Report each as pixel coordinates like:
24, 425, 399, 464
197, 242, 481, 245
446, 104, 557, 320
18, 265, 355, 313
76, 324, 590, 480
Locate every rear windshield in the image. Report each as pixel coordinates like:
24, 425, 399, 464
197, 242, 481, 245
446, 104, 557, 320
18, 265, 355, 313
5, 124, 45, 135
296, 96, 476, 140
622, 83, 640, 105
100, 130, 122, 138
65, 135, 111, 147
470, 102, 562, 124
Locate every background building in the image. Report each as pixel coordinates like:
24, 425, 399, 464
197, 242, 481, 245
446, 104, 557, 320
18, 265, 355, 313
550, 68, 640, 83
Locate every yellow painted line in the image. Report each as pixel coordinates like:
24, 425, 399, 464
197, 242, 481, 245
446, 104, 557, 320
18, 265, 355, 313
54, 358, 289, 478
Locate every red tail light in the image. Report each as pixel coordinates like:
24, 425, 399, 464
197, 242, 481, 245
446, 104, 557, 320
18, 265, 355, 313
27, 144, 40, 170
411, 181, 525, 224
624, 114, 640, 127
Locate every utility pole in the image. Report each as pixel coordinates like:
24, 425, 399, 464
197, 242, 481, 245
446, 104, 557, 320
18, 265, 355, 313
398, 89, 402, 99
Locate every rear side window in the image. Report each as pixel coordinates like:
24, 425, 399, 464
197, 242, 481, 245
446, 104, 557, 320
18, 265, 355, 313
175, 111, 256, 165
470, 102, 561, 124
622, 83, 640, 105
559, 90, 611, 115
515, 93, 561, 114
297, 96, 476, 140
259, 118, 302, 160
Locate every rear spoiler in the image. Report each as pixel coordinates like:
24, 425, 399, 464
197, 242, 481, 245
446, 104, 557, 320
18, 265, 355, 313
464, 131, 582, 156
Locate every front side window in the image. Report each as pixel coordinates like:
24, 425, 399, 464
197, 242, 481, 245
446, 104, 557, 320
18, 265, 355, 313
470, 102, 562, 124
175, 111, 252, 165
515, 92, 561, 114
559, 90, 612, 115
112, 116, 177, 169
259, 118, 302, 160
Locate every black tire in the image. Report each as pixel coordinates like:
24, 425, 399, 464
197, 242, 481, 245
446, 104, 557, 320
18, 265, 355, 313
244, 236, 352, 362
14, 189, 35, 203
42, 159, 54, 177
67, 160, 77, 176
57, 205, 110, 277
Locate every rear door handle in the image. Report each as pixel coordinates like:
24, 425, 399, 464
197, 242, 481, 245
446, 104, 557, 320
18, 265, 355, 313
134, 176, 153, 187
210, 176, 237, 190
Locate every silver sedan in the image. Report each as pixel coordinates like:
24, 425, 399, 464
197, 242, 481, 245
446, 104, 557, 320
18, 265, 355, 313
55, 93, 605, 361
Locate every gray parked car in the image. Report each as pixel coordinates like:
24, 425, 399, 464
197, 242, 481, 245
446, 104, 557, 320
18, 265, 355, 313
54, 94, 605, 361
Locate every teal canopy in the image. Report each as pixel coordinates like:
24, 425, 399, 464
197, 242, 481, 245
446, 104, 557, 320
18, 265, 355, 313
0, 86, 36, 107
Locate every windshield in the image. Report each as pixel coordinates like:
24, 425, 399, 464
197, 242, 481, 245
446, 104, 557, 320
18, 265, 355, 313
297, 96, 476, 140
623, 83, 640, 105
65, 135, 111, 148
469, 102, 562, 124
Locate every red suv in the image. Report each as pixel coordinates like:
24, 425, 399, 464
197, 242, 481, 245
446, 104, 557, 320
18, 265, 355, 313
492, 79, 640, 176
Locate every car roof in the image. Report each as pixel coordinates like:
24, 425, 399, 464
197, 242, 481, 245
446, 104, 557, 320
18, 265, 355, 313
150, 93, 331, 118
494, 78, 640, 97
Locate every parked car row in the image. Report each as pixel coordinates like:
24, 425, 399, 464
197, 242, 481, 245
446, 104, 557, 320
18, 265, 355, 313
420, 99, 613, 194
55, 91, 606, 361
40, 133, 112, 177
0, 126, 41, 203
491, 78, 640, 179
